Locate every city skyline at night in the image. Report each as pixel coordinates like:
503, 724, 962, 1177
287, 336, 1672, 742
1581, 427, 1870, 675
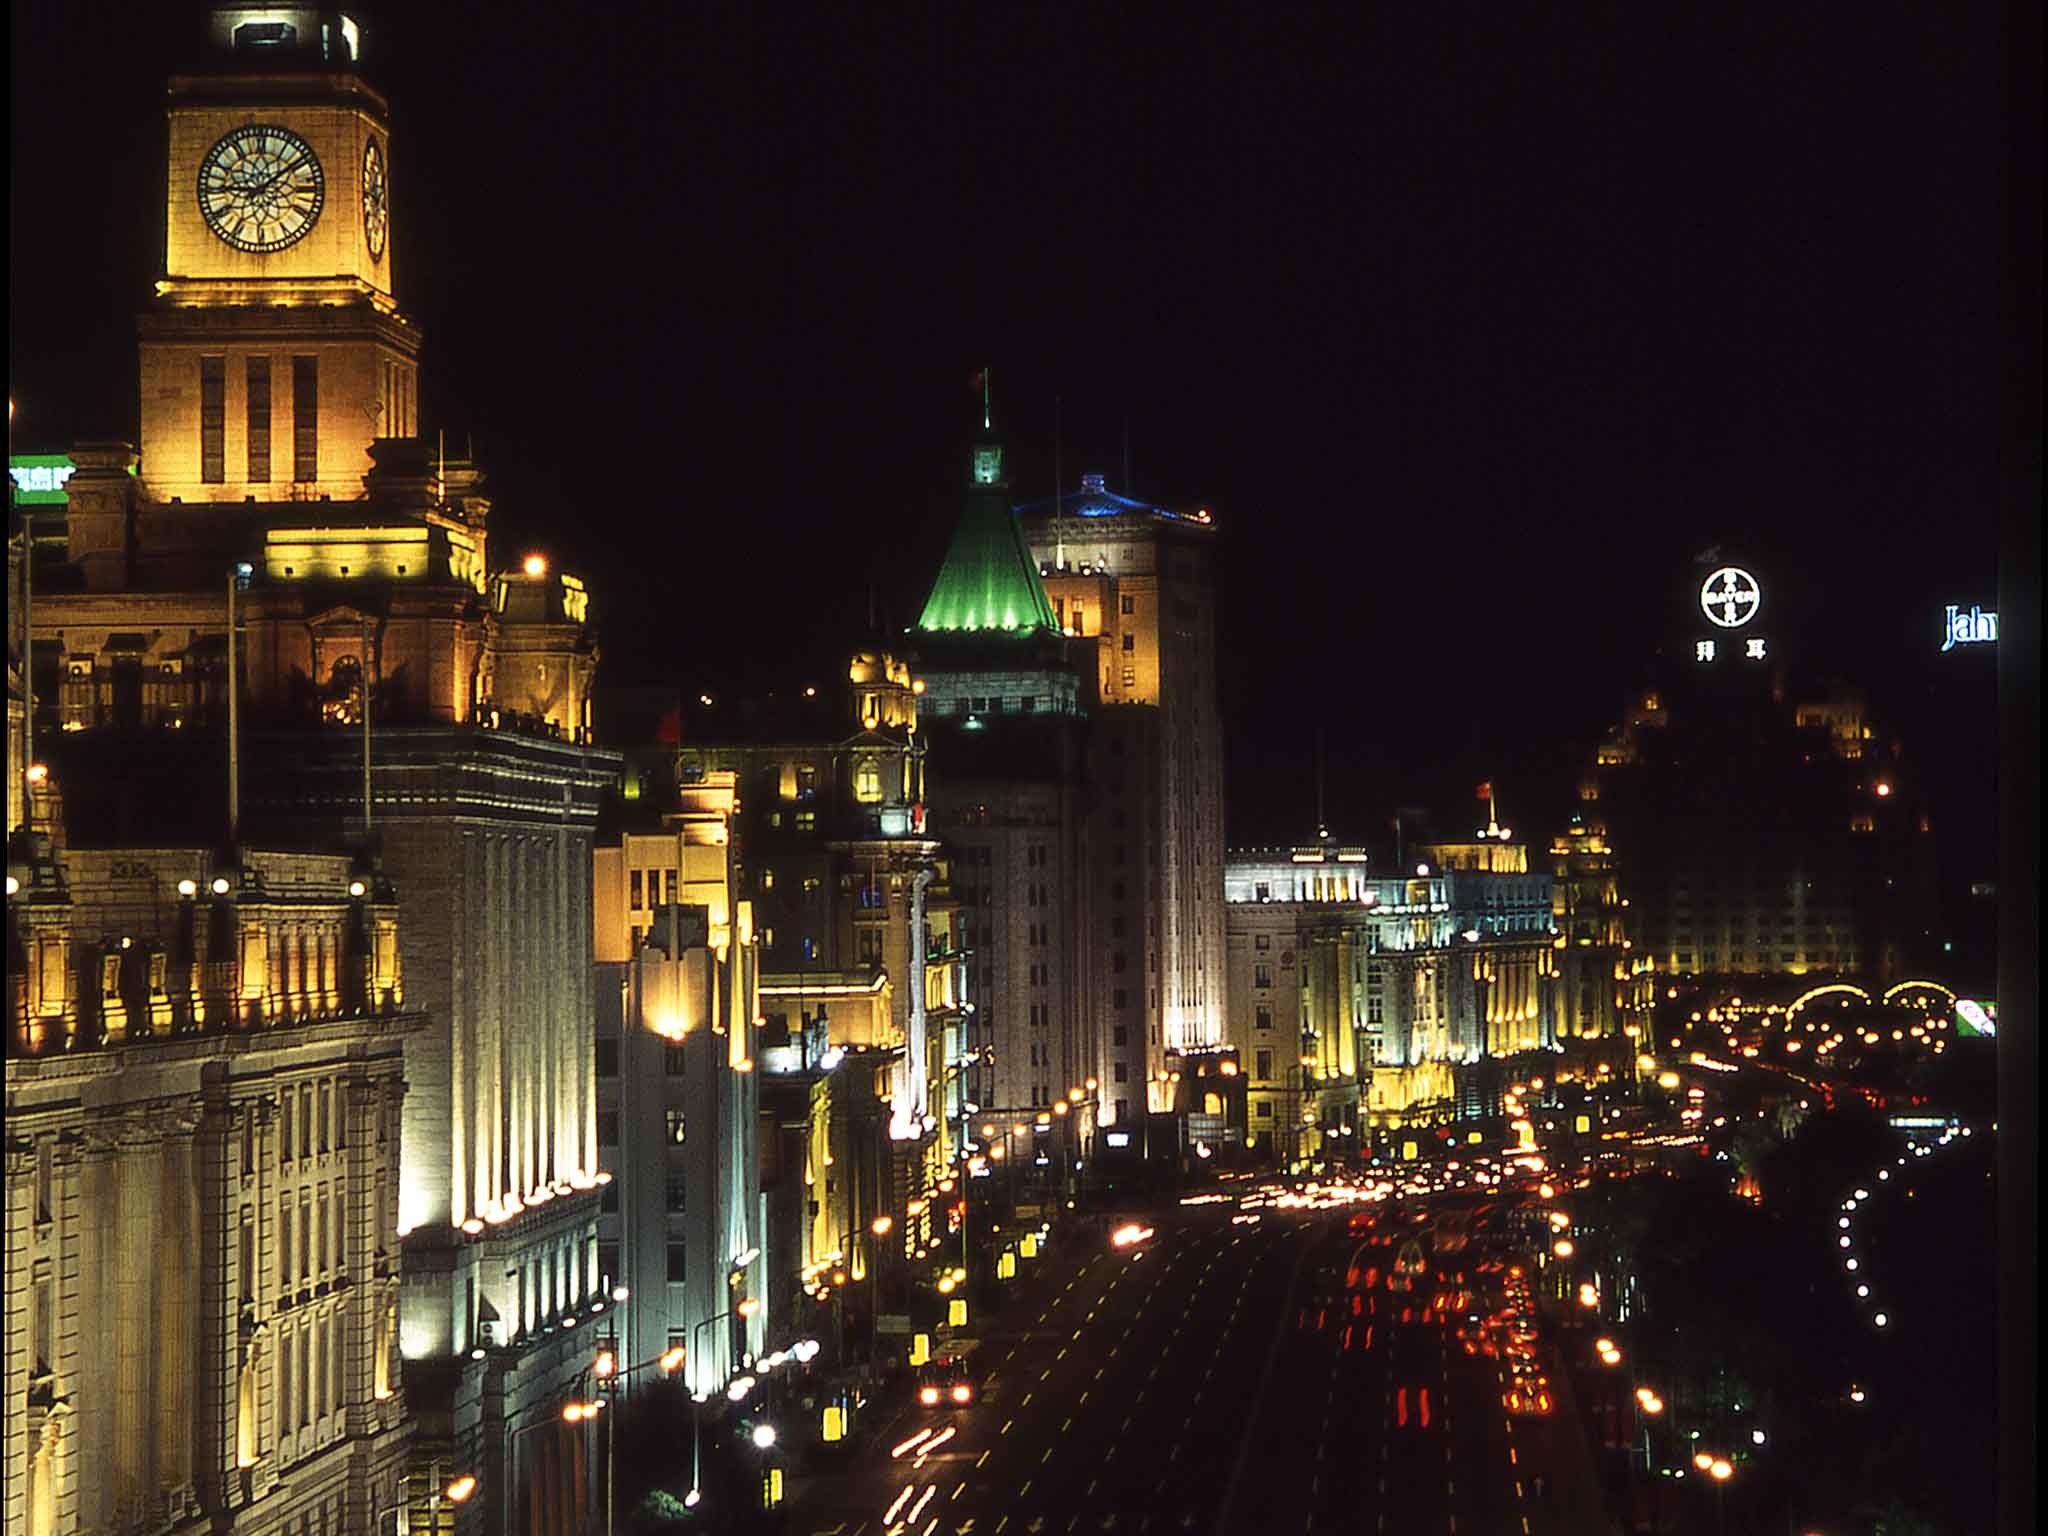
5, 5, 2029, 1536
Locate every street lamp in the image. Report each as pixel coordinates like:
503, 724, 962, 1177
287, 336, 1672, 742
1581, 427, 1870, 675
417, 1459, 475, 1536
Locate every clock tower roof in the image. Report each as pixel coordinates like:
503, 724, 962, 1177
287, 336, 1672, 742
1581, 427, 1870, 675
201, 6, 370, 70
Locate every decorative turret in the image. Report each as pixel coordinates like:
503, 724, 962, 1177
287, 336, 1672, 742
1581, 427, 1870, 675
915, 397, 1059, 635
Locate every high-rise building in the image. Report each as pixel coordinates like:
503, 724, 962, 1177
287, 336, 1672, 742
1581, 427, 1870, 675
1018, 475, 1227, 1113
914, 418, 1098, 1128
15, 12, 620, 1530
591, 776, 769, 1398
912, 417, 1228, 1150
5, 837, 418, 1534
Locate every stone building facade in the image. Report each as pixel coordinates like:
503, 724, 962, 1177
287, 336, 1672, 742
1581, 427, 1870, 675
13, 13, 618, 1532
1225, 840, 1560, 1158
672, 650, 972, 1274
591, 776, 769, 1398
5, 841, 418, 1535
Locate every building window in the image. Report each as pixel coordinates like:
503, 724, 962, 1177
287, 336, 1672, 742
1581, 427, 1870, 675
854, 757, 882, 803
664, 1044, 687, 1076
1122, 633, 1135, 653
1121, 595, 1135, 615
666, 1176, 688, 1212
1254, 964, 1272, 989
278, 1195, 293, 1286
292, 356, 319, 482
598, 1111, 620, 1146
1113, 1025, 1128, 1046
1255, 1005, 1272, 1031
279, 1330, 295, 1438
199, 356, 226, 483
247, 356, 272, 482
1255, 1049, 1273, 1078
630, 870, 644, 910
665, 1109, 686, 1145
667, 1242, 688, 1283
598, 1242, 619, 1290
1255, 1100, 1273, 1121
595, 1039, 619, 1077
1122, 668, 1136, 688
795, 811, 816, 833
1113, 1062, 1128, 1083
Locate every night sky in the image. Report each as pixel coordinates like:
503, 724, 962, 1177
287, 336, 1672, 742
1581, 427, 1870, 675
9, 3, 2028, 850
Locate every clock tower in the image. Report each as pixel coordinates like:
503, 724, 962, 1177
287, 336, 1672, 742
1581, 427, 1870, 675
138, 6, 421, 505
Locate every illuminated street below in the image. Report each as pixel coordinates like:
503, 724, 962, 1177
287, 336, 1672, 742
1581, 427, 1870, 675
784, 1190, 1598, 1536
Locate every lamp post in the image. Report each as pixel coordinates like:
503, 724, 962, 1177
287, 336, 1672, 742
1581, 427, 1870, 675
412, 1458, 475, 1535
687, 1293, 749, 1509
591, 1341, 688, 1536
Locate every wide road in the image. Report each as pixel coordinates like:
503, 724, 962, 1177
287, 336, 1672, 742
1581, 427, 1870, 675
785, 1195, 1607, 1536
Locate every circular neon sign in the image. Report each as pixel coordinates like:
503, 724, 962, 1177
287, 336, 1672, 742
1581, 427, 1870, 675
1700, 566, 1762, 628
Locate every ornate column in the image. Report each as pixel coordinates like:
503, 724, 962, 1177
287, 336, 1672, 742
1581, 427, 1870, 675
3, 1138, 32, 1536
71, 1131, 114, 1531
108, 1117, 161, 1525
156, 1103, 202, 1517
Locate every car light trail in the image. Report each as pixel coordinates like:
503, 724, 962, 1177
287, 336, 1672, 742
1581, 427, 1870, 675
882, 1484, 918, 1523
892, 1428, 934, 1459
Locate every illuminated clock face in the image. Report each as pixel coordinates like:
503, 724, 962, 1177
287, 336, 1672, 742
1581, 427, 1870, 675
198, 125, 325, 253
362, 136, 388, 261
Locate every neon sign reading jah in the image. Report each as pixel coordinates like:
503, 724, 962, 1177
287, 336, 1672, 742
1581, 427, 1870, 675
1940, 605, 1997, 652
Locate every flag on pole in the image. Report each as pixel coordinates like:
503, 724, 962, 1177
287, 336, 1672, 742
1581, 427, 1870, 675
1475, 782, 1493, 801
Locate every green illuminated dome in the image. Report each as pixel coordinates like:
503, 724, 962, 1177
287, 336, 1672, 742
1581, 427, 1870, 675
914, 432, 1058, 635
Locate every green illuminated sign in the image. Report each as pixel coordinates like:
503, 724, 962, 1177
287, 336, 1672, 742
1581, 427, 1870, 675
9, 454, 73, 505
8, 453, 136, 506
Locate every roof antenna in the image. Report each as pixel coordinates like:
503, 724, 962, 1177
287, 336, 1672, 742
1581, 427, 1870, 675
983, 367, 992, 431
1315, 728, 1327, 845
1122, 416, 1132, 498
1054, 394, 1064, 571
